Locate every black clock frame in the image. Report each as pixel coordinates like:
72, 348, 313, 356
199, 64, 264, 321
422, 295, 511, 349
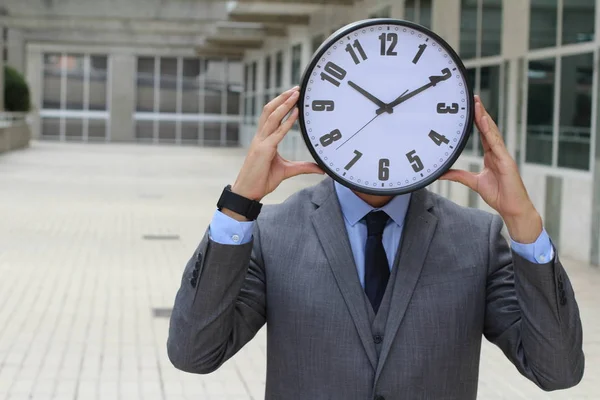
297, 18, 475, 196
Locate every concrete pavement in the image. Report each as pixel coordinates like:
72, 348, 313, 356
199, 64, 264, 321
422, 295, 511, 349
0, 142, 598, 399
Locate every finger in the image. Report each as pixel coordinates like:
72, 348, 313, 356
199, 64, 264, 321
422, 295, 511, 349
263, 90, 300, 136
265, 105, 299, 146
258, 87, 299, 135
265, 107, 298, 147
439, 169, 478, 192
283, 161, 325, 179
474, 97, 507, 157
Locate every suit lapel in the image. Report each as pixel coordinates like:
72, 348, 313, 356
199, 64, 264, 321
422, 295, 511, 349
375, 189, 438, 382
310, 179, 378, 370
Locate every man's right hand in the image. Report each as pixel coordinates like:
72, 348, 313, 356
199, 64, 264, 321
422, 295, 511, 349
226, 87, 324, 220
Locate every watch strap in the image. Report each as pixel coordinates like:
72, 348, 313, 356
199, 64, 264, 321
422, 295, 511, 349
217, 185, 263, 220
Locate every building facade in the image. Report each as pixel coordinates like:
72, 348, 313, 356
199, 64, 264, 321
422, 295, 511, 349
1, 0, 600, 265
239, 0, 600, 265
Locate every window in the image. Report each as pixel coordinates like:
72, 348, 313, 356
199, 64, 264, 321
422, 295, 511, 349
311, 34, 325, 54
264, 55, 272, 106
463, 65, 503, 155
460, 0, 502, 59
134, 57, 241, 145
291, 44, 302, 86
525, 53, 593, 171
2, 27, 7, 64
275, 51, 284, 90
526, 58, 555, 166
41, 53, 109, 141
530, 0, 595, 49
405, 0, 432, 29
369, 6, 391, 19
251, 61, 257, 121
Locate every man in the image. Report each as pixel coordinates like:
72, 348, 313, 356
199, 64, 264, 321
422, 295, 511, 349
167, 87, 584, 399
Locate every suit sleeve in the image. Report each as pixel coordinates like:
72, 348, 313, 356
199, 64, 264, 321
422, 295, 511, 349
167, 222, 266, 374
483, 215, 584, 391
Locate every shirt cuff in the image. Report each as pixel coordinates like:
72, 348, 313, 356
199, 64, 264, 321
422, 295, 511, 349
510, 228, 554, 264
209, 210, 255, 245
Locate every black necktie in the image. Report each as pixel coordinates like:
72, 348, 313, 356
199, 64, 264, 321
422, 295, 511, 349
363, 211, 390, 314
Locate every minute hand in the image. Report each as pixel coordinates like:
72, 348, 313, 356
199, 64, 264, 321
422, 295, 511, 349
376, 68, 453, 115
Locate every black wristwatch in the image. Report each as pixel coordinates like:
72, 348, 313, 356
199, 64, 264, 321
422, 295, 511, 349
217, 185, 263, 220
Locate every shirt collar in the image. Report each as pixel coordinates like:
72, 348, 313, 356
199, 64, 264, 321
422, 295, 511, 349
334, 181, 411, 228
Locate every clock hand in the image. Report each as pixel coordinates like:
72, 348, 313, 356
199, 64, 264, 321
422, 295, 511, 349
347, 81, 393, 114
335, 89, 408, 151
375, 68, 453, 115
335, 114, 382, 151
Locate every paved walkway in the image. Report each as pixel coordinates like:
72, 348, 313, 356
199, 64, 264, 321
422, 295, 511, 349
0, 142, 598, 400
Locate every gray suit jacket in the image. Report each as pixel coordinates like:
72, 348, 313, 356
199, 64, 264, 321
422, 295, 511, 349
167, 178, 584, 399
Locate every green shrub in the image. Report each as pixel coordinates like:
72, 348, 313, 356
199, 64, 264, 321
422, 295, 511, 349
4, 66, 31, 112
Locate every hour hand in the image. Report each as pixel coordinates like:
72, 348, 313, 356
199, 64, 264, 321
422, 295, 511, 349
347, 81, 393, 114
375, 68, 453, 115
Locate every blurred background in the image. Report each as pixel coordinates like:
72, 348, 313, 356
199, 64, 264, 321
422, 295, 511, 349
0, 0, 599, 399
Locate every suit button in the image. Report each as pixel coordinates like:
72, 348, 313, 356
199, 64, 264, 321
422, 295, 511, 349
560, 296, 567, 306
192, 269, 199, 278
196, 252, 203, 262
190, 277, 197, 288
375, 395, 385, 400
373, 335, 383, 344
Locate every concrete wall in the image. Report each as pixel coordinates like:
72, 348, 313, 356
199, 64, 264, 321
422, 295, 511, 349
0, 123, 31, 153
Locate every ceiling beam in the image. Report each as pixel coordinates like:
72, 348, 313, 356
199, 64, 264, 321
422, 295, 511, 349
195, 45, 244, 60
237, 0, 353, 4
205, 37, 264, 49
228, 13, 310, 25
0, 16, 211, 36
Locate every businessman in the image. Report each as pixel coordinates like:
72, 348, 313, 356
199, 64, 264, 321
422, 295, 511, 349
167, 87, 584, 399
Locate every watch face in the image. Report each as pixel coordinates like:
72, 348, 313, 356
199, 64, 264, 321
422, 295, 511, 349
298, 19, 474, 195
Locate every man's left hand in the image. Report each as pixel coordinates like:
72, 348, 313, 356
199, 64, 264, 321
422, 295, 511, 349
439, 96, 543, 244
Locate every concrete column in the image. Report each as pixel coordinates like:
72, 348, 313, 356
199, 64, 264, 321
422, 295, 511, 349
6, 28, 25, 73
431, 0, 460, 49
109, 53, 136, 142
390, 0, 405, 19
25, 48, 42, 139
502, 0, 530, 160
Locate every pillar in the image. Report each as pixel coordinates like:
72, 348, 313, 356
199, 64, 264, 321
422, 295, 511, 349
109, 52, 136, 141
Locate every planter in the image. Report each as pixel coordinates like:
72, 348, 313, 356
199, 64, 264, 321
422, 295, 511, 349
0, 121, 31, 154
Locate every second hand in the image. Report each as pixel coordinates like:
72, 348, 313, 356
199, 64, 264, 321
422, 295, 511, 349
336, 89, 408, 151
336, 114, 381, 151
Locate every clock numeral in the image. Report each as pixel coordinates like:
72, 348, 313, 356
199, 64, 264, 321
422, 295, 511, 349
312, 100, 335, 111
320, 62, 347, 87
412, 43, 427, 64
378, 33, 398, 56
344, 150, 363, 170
320, 129, 342, 147
345, 39, 368, 64
378, 158, 390, 181
406, 150, 424, 173
437, 102, 459, 114
428, 130, 450, 146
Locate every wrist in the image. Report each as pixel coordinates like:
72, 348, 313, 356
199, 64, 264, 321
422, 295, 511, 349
231, 182, 263, 202
221, 208, 250, 222
503, 206, 543, 244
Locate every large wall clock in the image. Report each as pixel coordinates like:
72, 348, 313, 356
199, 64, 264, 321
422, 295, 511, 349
298, 18, 474, 195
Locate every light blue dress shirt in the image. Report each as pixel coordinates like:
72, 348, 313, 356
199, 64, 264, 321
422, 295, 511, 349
209, 182, 554, 287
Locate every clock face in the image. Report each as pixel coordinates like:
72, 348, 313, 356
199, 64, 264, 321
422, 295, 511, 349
298, 19, 474, 195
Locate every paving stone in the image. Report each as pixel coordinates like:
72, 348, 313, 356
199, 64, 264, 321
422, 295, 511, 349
0, 142, 598, 399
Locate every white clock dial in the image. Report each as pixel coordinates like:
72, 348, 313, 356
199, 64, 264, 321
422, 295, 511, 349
299, 19, 473, 195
